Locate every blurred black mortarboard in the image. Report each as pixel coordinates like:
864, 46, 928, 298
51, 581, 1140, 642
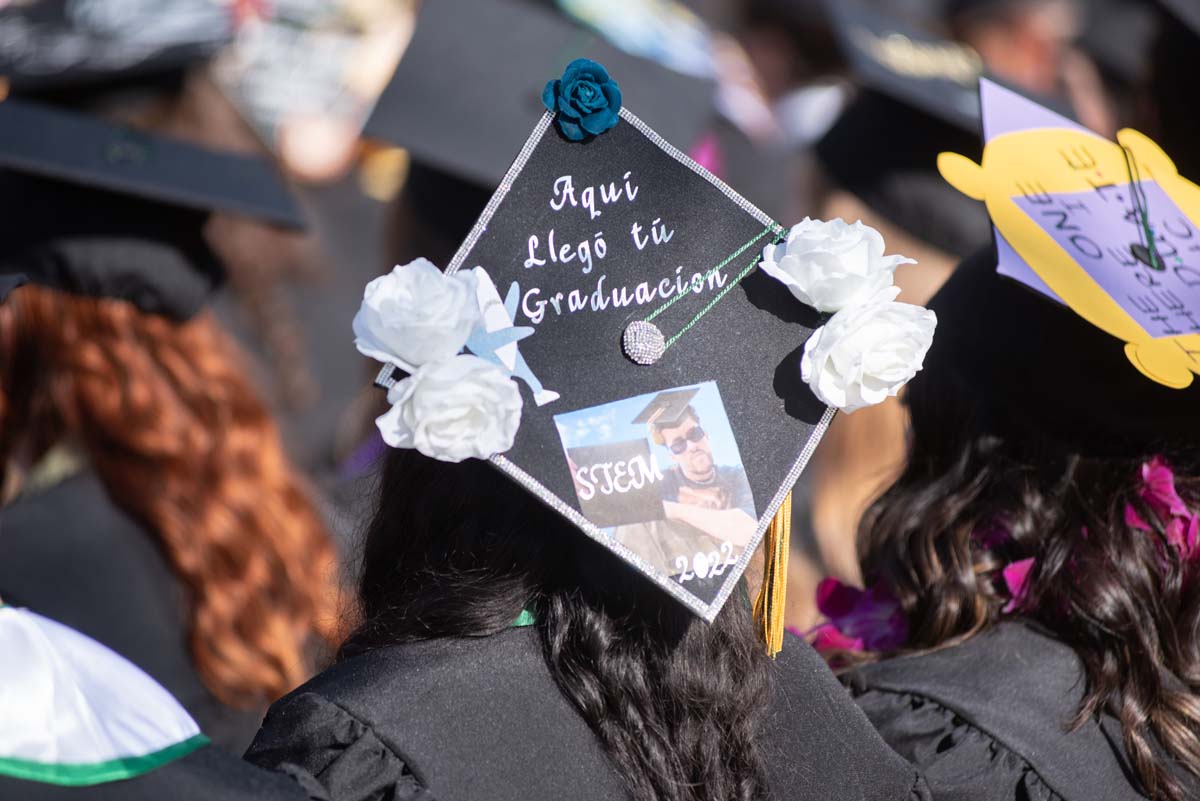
827, 0, 983, 133
370, 55, 846, 619
1159, 0, 1200, 34
0, 97, 304, 320
363, 0, 715, 190
1149, 0, 1200, 183
815, 0, 992, 257
1079, 0, 1158, 88
0, 0, 232, 99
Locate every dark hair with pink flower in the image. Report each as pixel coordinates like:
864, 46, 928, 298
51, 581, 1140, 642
829, 351, 1200, 801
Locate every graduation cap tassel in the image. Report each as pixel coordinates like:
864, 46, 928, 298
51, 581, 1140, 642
753, 491, 792, 658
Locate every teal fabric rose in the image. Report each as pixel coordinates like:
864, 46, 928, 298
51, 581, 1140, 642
542, 58, 622, 142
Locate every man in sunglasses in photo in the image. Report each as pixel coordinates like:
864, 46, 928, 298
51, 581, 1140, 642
652, 406, 757, 549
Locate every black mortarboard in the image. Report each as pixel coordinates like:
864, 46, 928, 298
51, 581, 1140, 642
1079, 0, 1158, 87
363, 0, 715, 190
1159, 0, 1200, 34
1148, 0, 1200, 184
934, 77, 1200, 451
826, 0, 983, 134
925, 247, 1200, 458
362, 55, 864, 619
632, 388, 702, 427
814, 0, 992, 257
0, 97, 304, 320
0, 0, 232, 95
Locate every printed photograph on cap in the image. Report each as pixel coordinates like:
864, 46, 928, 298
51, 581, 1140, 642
555, 382, 755, 605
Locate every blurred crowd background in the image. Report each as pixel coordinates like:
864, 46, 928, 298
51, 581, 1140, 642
1, 0, 1192, 695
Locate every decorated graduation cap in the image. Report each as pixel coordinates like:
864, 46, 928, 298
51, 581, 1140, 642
0, 605, 309, 800
0, 96, 303, 319
939, 77, 1200, 391
0, 0, 232, 95
362, 0, 714, 190
814, 0, 992, 257
352, 56, 936, 648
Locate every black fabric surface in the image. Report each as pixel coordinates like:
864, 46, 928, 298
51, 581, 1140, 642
0, 744, 316, 801
847, 621, 1200, 801
0, 472, 261, 753
925, 247, 1200, 458
246, 627, 928, 801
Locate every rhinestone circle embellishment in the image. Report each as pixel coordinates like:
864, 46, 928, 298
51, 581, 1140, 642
623, 320, 666, 365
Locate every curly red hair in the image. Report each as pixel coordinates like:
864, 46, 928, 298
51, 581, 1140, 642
0, 284, 338, 707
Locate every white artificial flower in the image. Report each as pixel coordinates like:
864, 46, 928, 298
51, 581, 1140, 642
759, 217, 916, 312
353, 259, 479, 372
801, 287, 937, 413
375, 354, 523, 463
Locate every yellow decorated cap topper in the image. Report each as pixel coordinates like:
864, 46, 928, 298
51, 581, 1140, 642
938, 78, 1200, 389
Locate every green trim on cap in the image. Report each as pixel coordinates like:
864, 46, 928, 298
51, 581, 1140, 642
0, 734, 209, 787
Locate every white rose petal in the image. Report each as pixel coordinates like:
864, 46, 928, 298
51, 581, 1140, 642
800, 287, 937, 413
375, 354, 523, 462
352, 259, 479, 372
759, 217, 915, 313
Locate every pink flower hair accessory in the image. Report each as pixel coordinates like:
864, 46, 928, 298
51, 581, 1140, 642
809, 577, 908, 654
1127, 456, 1199, 559
1002, 557, 1035, 613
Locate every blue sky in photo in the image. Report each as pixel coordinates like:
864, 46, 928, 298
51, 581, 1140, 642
553, 381, 747, 474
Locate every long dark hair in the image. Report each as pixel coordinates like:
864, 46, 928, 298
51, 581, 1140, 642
340, 448, 774, 801
857, 352, 1200, 801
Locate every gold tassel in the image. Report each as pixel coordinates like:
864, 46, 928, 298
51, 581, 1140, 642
753, 491, 792, 658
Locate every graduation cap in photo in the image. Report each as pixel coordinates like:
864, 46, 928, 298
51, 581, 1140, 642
814, 0, 992, 257
353, 56, 938, 640
631, 388, 701, 427
362, 0, 715, 191
0, 96, 304, 320
0, 0, 232, 95
938, 77, 1200, 392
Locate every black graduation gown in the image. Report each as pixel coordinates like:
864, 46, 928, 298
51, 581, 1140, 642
846, 621, 1200, 801
0, 745, 319, 801
245, 627, 928, 801
0, 471, 261, 752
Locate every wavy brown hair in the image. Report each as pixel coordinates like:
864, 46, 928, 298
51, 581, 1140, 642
0, 284, 338, 707
856, 355, 1200, 801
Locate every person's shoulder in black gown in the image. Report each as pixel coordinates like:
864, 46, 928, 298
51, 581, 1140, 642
246, 626, 927, 801
846, 621, 1200, 801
